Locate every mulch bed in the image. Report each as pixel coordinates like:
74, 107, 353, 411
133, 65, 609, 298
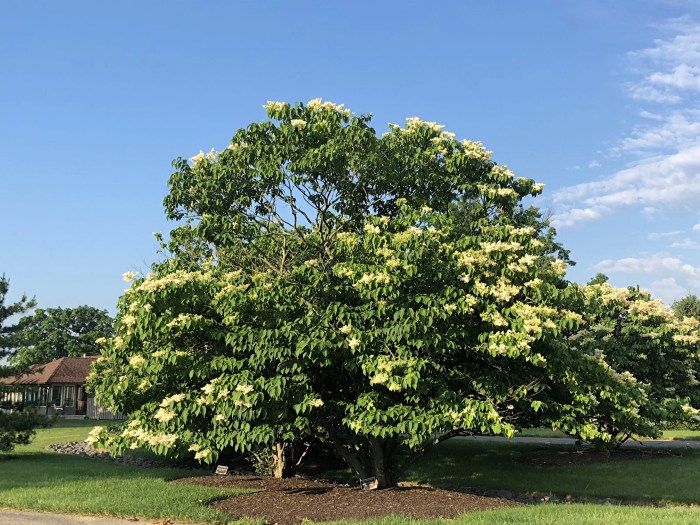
180, 475, 517, 524
519, 446, 670, 467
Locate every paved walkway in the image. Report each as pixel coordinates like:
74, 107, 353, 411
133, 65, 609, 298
464, 435, 700, 448
0, 509, 195, 525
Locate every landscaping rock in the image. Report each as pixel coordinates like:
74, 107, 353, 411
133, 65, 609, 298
47, 441, 207, 471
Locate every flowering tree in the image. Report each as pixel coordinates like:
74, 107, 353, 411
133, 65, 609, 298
91, 100, 602, 486
535, 284, 700, 448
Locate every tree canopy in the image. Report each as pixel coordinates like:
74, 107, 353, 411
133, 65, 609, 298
0, 275, 50, 452
672, 294, 700, 321
89, 100, 700, 486
0, 274, 36, 365
3, 306, 113, 370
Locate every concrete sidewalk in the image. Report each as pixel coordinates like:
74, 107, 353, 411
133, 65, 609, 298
0, 509, 195, 525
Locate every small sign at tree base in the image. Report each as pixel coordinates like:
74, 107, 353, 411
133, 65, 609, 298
215, 465, 229, 476
360, 477, 378, 490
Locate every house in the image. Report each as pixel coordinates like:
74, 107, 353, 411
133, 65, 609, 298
0, 356, 123, 419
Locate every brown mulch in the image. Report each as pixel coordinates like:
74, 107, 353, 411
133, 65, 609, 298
519, 447, 668, 467
180, 475, 517, 525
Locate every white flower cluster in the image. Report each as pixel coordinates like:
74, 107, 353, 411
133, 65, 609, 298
508, 254, 538, 273
355, 272, 391, 287
121, 314, 137, 327
364, 223, 381, 235
307, 98, 351, 117
121, 421, 178, 449
490, 278, 520, 303
490, 165, 515, 181
194, 448, 211, 460
122, 271, 139, 282
551, 259, 568, 276
393, 227, 424, 244
264, 100, 288, 112
333, 265, 355, 279
129, 355, 145, 367
461, 140, 493, 161
160, 393, 186, 407
166, 313, 203, 329
496, 188, 517, 198
85, 426, 105, 446
336, 232, 357, 245
189, 148, 216, 165
630, 298, 674, 322
456, 251, 490, 268
136, 270, 212, 293
235, 384, 254, 394
480, 241, 522, 253
154, 408, 176, 423
404, 117, 445, 132
370, 373, 389, 385
376, 246, 393, 257
290, 119, 307, 129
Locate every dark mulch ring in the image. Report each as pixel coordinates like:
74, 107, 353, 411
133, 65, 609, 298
180, 475, 517, 525
519, 446, 675, 467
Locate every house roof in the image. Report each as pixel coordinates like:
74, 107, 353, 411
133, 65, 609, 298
0, 356, 98, 386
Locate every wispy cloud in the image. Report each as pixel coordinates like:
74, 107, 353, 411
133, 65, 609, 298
648, 230, 682, 240
671, 238, 700, 248
594, 253, 700, 302
552, 16, 700, 228
552, 145, 700, 227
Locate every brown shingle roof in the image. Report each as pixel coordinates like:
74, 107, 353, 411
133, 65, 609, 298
0, 356, 98, 385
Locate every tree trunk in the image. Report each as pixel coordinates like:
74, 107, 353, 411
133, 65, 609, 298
369, 436, 397, 488
271, 442, 297, 479
323, 422, 370, 480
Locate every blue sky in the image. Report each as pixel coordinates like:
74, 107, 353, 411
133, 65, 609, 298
2, 1, 700, 313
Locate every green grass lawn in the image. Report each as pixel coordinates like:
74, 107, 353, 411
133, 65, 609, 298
405, 439, 700, 504
3, 420, 700, 524
0, 419, 256, 524
334, 505, 700, 525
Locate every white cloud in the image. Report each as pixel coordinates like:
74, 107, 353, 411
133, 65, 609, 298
552, 17, 700, 228
588, 160, 602, 168
593, 254, 700, 303
648, 64, 700, 91
552, 206, 608, 228
671, 238, 700, 248
693, 223, 700, 231
613, 110, 700, 154
648, 230, 682, 240
628, 84, 682, 103
639, 109, 664, 120
551, 144, 700, 227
